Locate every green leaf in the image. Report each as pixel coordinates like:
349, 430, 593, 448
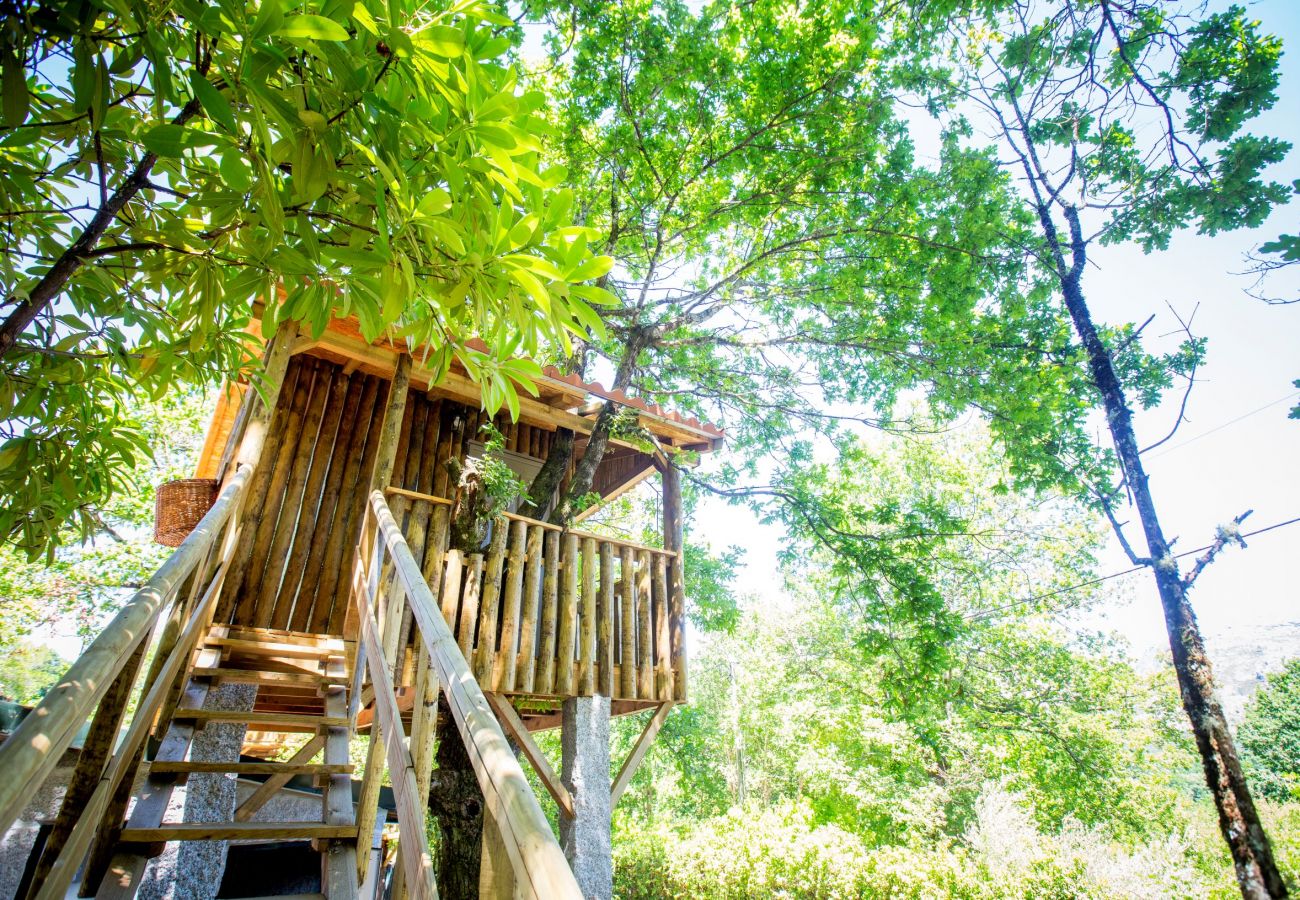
567, 254, 614, 283
278, 15, 351, 42
191, 73, 237, 132
425, 25, 465, 57
141, 124, 188, 157
251, 0, 284, 40
2, 50, 29, 127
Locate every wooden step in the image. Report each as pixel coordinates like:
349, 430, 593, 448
171, 709, 349, 732
191, 667, 344, 687
210, 637, 343, 660
149, 761, 353, 776
222, 626, 348, 651
119, 822, 356, 842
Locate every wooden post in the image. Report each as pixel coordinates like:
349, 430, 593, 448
579, 537, 597, 695
370, 353, 413, 493
355, 352, 414, 882
619, 546, 636, 699
597, 542, 614, 697
495, 519, 528, 691
653, 553, 670, 701
554, 533, 579, 696
213, 320, 300, 622
475, 518, 509, 682
636, 549, 653, 700
536, 531, 560, 694
516, 525, 544, 693
662, 463, 687, 702
233, 320, 301, 473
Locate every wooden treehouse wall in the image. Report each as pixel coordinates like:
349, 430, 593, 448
215, 353, 563, 635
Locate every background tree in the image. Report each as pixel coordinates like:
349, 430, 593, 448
897, 3, 1293, 895
517, 0, 1046, 522
1240, 659, 1300, 803
0, 0, 612, 557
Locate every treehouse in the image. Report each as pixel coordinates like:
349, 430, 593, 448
0, 317, 722, 900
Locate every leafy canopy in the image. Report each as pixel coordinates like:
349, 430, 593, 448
0, 0, 613, 557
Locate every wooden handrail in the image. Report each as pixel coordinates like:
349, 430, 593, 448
384, 485, 677, 557
0, 466, 253, 837
364, 491, 584, 899
353, 568, 436, 900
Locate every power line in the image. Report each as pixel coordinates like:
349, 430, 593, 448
972, 514, 1300, 619
1146, 391, 1299, 459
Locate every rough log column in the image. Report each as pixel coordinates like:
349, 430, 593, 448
558, 513, 629, 899
560, 694, 612, 900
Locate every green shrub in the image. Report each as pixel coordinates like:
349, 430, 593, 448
612, 790, 1241, 899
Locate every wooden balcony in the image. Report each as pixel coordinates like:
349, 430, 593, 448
384, 488, 686, 722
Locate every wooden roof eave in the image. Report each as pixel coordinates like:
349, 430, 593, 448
290, 326, 722, 455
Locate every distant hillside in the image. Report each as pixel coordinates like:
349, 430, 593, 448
1142, 622, 1300, 723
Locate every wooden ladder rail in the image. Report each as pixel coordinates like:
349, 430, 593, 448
0, 466, 254, 898
350, 490, 584, 900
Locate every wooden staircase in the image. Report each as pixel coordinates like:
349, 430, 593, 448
1, 468, 584, 900
98, 625, 358, 899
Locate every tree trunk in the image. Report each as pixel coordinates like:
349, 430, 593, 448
430, 702, 484, 900
544, 338, 643, 525
1053, 208, 1285, 899
519, 427, 576, 520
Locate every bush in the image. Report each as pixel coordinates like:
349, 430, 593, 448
613, 789, 1223, 899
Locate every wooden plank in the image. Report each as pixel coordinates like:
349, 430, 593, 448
514, 525, 544, 693
173, 709, 345, 729
191, 666, 340, 686
610, 703, 674, 807
578, 537, 597, 695
148, 761, 352, 776
308, 374, 381, 632
484, 693, 573, 818
279, 368, 351, 631
234, 734, 327, 821
597, 542, 614, 697
218, 360, 303, 618
554, 533, 579, 697
206, 636, 343, 658
653, 552, 670, 700
619, 547, 636, 699
535, 531, 560, 694
635, 550, 653, 699
474, 518, 510, 681
237, 359, 319, 625
261, 364, 336, 629
493, 519, 527, 692
223, 626, 347, 649
327, 374, 391, 634
118, 823, 356, 843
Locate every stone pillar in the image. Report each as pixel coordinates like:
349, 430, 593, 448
560, 695, 612, 900
140, 683, 257, 900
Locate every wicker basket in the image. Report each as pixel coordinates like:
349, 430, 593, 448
154, 478, 220, 547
